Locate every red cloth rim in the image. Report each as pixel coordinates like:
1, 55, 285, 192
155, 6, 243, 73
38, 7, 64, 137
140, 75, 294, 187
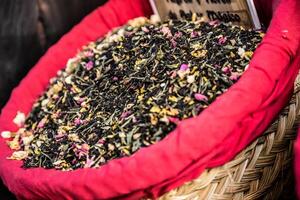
1, 0, 300, 199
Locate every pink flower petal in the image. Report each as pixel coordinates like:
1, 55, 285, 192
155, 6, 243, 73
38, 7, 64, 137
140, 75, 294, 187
194, 93, 208, 101
170, 70, 177, 78
74, 118, 83, 126
120, 111, 132, 119
180, 64, 189, 71
84, 51, 94, 57
161, 26, 172, 38
84, 156, 94, 168
81, 143, 90, 152
230, 72, 239, 81
141, 26, 149, 33
222, 66, 231, 74
209, 20, 219, 26
170, 39, 177, 48
218, 36, 227, 45
37, 118, 47, 128
76, 98, 85, 104
191, 31, 199, 38
168, 117, 180, 124
174, 31, 182, 39
98, 139, 105, 144
85, 61, 94, 71
132, 115, 137, 123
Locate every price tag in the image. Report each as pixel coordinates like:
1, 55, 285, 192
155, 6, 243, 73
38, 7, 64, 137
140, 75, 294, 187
149, 0, 261, 29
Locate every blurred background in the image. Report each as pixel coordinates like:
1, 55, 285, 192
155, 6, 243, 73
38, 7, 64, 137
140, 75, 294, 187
0, 0, 108, 198
0, 0, 108, 109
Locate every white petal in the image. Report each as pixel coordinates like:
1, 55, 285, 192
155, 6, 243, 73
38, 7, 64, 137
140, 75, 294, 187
7, 151, 28, 160
13, 111, 26, 127
1, 131, 11, 139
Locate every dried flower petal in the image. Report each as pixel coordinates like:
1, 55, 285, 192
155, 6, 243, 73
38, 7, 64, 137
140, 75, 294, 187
81, 143, 90, 152
38, 118, 47, 128
222, 66, 231, 74
108, 144, 115, 151
66, 57, 79, 74
65, 76, 73, 84
120, 111, 132, 119
68, 134, 80, 142
180, 64, 189, 71
98, 139, 105, 144
84, 157, 94, 168
1, 131, 11, 139
150, 106, 161, 113
191, 49, 207, 58
230, 72, 240, 81
84, 50, 94, 57
238, 47, 245, 58
168, 96, 178, 102
218, 36, 227, 44
244, 51, 253, 58
141, 26, 149, 33
13, 111, 25, 127
209, 20, 219, 26
190, 31, 198, 38
194, 93, 208, 101
74, 118, 83, 126
169, 117, 180, 124
150, 114, 158, 125
7, 151, 28, 160
7, 139, 20, 150
170, 70, 177, 78
170, 39, 177, 48
85, 61, 94, 71
161, 26, 172, 38
112, 76, 119, 81
174, 31, 182, 39
187, 75, 195, 83
22, 135, 34, 146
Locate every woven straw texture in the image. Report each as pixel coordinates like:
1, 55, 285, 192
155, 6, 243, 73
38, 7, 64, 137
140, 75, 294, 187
159, 74, 300, 200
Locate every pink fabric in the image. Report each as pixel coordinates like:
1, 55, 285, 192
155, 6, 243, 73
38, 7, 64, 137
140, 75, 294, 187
0, 0, 300, 199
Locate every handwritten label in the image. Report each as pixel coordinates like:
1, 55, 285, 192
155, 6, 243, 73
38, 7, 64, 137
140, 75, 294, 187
150, 0, 256, 28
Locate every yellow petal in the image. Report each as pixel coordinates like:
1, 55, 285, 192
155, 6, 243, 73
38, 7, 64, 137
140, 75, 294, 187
230, 52, 235, 58
244, 51, 253, 58
166, 108, 179, 116
150, 106, 161, 113
168, 96, 178, 102
150, 114, 158, 125
7, 140, 20, 150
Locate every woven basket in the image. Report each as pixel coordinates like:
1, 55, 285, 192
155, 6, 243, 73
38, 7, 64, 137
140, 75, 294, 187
159, 73, 300, 200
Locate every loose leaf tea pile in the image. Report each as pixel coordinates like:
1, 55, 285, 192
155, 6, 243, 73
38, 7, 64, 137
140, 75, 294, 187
6, 18, 264, 170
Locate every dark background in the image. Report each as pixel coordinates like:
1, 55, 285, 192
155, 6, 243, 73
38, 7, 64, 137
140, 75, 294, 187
0, 0, 108, 109
0, 0, 108, 198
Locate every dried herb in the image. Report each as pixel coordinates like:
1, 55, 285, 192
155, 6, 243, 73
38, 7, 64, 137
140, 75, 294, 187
5, 18, 264, 170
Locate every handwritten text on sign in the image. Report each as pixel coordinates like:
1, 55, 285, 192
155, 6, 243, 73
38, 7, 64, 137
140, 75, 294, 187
150, 0, 254, 28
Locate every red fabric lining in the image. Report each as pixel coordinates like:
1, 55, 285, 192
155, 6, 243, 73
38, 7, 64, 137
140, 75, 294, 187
1, 0, 300, 199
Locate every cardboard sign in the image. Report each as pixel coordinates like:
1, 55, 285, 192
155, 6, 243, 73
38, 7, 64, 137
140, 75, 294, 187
149, 0, 261, 29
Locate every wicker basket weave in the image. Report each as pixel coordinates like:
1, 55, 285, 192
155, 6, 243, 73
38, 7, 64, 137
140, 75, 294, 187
159, 74, 300, 200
